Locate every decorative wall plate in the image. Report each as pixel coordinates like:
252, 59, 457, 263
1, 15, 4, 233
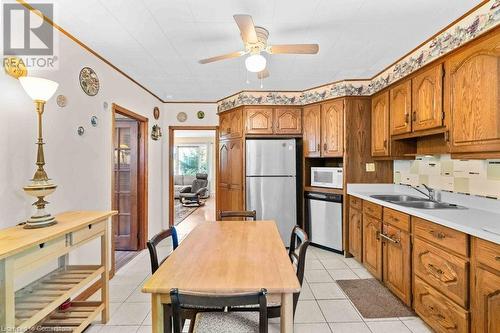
56, 95, 67, 107
153, 107, 160, 120
77, 126, 85, 136
176, 112, 187, 122
197, 111, 205, 119
79, 67, 100, 96
91, 116, 98, 127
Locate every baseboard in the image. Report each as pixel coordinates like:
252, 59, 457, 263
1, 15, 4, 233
73, 268, 115, 301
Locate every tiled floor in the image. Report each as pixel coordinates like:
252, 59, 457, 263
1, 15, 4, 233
87, 200, 433, 333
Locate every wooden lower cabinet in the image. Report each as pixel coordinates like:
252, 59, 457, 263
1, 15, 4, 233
362, 214, 382, 280
348, 207, 362, 262
382, 223, 411, 306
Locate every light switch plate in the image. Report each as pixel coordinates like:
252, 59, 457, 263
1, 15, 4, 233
366, 163, 375, 172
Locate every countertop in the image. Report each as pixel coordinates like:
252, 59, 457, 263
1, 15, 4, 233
347, 184, 500, 245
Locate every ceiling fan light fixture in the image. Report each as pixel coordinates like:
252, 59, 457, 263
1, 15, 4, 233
245, 53, 266, 73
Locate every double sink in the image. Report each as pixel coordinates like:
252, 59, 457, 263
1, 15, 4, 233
370, 194, 465, 210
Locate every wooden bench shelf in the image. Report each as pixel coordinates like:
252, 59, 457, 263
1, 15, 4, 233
34, 301, 104, 333
15, 265, 104, 329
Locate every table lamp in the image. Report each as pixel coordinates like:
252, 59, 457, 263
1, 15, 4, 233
19, 76, 59, 228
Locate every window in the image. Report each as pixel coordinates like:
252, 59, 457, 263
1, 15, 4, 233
174, 144, 208, 176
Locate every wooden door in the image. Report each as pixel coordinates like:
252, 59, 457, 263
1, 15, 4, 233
371, 92, 390, 157
245, 108, 274, 134
382, 223, 411, 305
472, 267, 500, 333
412, 63, 444, 132
113, 119, 139, 251
274, 108, 302, 134
303, 105, 321, 157
229, 109, 243, 138
390, 80, 412, 135
219, 112, 231, 139
447, 33, 500, 153
362, 214, 382, 280
348, 208, 362, 262
321, 99, 344, 157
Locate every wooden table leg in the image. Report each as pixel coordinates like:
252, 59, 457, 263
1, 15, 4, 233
280, 293, 293, 333
152, 294, 164, 333
0, 258, 15, 331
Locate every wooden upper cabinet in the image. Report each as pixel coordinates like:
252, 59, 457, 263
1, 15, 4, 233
371, 91, 390, 157
245, 108, 274, 135
321, 99, 344, 157
390, 80, 412, 135
303, 105, 321, 157
219, 112, 231, 139
219, 109, 242, 139
447, 33, 500, 154
274, 108, 302, 134
412, 63, 444, 132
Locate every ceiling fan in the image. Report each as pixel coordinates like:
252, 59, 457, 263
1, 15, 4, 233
198, 14, 319, 79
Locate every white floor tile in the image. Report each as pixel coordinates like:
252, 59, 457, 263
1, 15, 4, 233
402, 318, 434, 333
294, 300, 326, 323
341, 258, 364, 269
317, 300, 363, 323
309, 283, 346, 300
98, 326, 139, 333
352, 267, 373, 279
84, 324, 103, 333
327, 269, 359, 280
126, 285, 151, 303
294, 323, 332, 333
109, 283, 139, 303
305, 259, 325, 270
299, 282, 315, 300
136, 326, 151, 333
108, 303, 150, 325
366, 320, 412, 333
320, 259, 348, 270
305, 270, 333, 283
328, 322, 371, 333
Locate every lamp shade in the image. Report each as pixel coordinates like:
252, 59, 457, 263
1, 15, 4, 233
245, 54, 266, 73
19, 76, 59, 102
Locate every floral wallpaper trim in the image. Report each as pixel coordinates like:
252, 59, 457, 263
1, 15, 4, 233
218, 0, 500, 113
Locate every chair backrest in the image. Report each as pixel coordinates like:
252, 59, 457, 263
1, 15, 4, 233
219, 210, 257, 221
191, 173, 208, 193
147, 227, 179, 273
170, 288, 268, 333
288, 226, 310, 313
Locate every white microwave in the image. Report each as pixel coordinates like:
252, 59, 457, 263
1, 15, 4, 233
311, 167, 343, 189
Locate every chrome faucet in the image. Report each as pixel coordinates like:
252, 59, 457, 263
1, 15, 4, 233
410, 184, 438, 201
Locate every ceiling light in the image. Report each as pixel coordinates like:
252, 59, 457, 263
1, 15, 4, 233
245, 54, 266, 73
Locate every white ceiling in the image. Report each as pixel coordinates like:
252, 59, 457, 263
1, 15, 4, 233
48, 0, 481, 101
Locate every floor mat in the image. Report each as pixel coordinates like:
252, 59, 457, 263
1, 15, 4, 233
174, 199, 199, 225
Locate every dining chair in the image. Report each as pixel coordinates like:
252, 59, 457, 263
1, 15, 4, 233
147, 227, 179, 274
170, 288, 268, 333
219, 210, 257, 221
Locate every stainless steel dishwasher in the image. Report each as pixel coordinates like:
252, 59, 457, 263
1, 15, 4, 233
305, 192, 343, 253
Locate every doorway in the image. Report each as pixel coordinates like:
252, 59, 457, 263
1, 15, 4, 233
112, 103, 148, 272
169, 126, 218, 228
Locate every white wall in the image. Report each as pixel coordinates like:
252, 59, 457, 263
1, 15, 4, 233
0, 27, 164, 285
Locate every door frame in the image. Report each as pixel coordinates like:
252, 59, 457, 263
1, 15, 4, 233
111, 103, 149, 273
168, 126, 219, 227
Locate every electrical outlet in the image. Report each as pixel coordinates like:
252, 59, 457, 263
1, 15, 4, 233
366, 163, 376, 172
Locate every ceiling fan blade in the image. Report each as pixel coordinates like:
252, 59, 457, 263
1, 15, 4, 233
257, 69, 269, 79
198, 51, 246, 64
268, 44, 319, 54
233, 14, 258, 44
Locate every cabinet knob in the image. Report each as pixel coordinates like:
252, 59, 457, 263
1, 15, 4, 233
405, 113, 410, 124
323, 143, 327, 151
317, 143, 320, 151
429, 230, 445, 239
412, 111, 417, 122
383, 140, 387, 148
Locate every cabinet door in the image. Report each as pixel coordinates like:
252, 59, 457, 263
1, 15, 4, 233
229, 109, 243, 138
362, 214, 382, 280
382, 224, 411, 306
219, 112, 231, 139
218, 141, 230, 187
321, 99, 344, 157
371, 92, 390, 157
390, 80, 412, 135
245, 108, 274, 134
348, 208, 362, 262
229, 139, 243, 188
274, 108, 302, 134
447, 33, 500, 153
303, 105, 321, 157
412, 63, 444, 131
472, 267, 500, 333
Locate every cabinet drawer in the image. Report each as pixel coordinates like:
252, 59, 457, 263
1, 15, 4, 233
414, 276, 469, 333
413, 238, 469, 308
349, 196, 362, 210
72, 220, 106, 245
363, 201, 382, 219
383, 207, 410, 232
14, 236, 68, 274
473, 237, 500, 273
413, 217, 469, 257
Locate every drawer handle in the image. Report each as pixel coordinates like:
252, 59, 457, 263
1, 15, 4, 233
390, 216, 400, 222
495, 256, 500, 261
380, 233, 399, 244
88, 224, 92, 230
39, 243, 45, 249
429, 230, 446, 240
428, 263, 444, 276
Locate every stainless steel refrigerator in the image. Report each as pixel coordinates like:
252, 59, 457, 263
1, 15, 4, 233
246, 139, 297, 246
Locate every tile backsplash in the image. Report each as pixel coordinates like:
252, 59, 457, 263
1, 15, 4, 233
394, 155, 500, 199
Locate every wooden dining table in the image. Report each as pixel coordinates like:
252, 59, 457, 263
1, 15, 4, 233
142, 220, 301, 333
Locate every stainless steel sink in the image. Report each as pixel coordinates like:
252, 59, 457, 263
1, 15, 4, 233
370, 194, 427, 202
395, 201, 465, 209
